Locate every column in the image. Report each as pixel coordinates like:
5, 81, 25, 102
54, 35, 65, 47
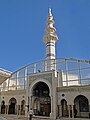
72, 105, 74, 118
16, 105, 18, 115
25, 105, 28, 117
29, 96, 32, 109
17, 105, 20, 115
68, 105, 70, 118
59, 105, 62, 117
50, 95, 53, 117
6, 105, 8, 114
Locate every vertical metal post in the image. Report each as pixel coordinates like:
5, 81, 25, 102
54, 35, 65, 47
78, 61, 82, 84
33, 63, 36, 73
65, 60, 68, 86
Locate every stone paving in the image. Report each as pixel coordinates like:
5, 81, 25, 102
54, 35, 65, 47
0, 116, 7, 120
0, 115, 51, 120
1, 115, 90, 120
0, 115, 28, 120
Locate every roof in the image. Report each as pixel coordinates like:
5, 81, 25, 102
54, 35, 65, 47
0, 68, 11, 84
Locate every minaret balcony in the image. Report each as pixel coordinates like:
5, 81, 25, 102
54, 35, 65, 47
45, 27, 56, 34
43, 34, 58, 43
46, 20, 54, 25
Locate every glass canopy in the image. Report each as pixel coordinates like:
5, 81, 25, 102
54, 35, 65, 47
1, 58, 90, 91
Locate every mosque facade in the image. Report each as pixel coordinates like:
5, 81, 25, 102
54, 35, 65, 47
0, 9, 90, 120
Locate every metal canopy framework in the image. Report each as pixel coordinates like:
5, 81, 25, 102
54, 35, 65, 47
1, 58, 90, 91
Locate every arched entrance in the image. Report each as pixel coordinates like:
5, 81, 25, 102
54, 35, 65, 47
21, 100, 26, 115
61, 99, 68, 117
74, 95, 89, 118
8, 98, 17, 114
32, 82, 51, 116
1, 101, 5, 114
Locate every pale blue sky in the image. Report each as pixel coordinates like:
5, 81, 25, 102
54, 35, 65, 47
0, 0, 90, 71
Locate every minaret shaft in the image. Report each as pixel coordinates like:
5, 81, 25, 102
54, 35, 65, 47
46, 40, 55, 59
43, 8, 58, 70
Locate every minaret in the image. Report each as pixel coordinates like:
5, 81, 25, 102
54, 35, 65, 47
43, 8, 58, 70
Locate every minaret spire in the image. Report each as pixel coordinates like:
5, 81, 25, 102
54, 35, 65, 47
48, 8, 52, 16
43, 8, 58, 70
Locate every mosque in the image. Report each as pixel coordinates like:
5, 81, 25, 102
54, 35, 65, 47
0, 9, 90, 120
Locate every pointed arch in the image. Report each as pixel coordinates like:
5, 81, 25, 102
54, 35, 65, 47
8, 97, 17, 114
29, 78, 52, 96
29, 79, 51, 116
74, 95, 89, 118
61, 99, 68, 117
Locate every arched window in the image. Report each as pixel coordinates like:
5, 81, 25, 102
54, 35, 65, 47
33, 82, 49, 97
61, 99, 68, 117
74, 95, 89, 112
8, 97, 17, 114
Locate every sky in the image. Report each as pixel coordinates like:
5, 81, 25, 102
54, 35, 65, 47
0, 0, 90, 72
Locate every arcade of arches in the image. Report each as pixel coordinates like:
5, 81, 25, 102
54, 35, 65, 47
1, 98, 26, 115
1, 90, 90, 118
1, 82, 51, 117
59, 95, 89, 118
1, 91, 90, 118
